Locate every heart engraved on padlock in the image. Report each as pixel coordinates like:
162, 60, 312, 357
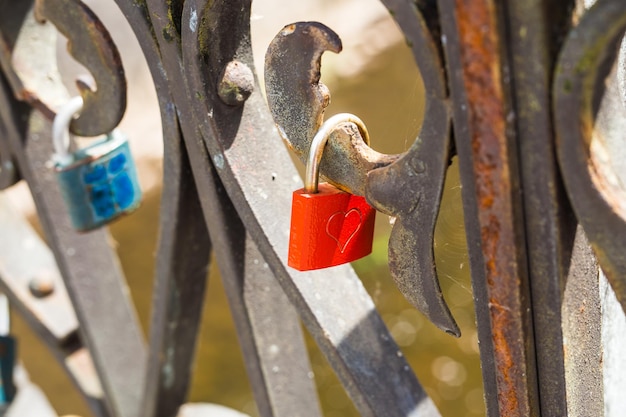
52, 96, 142, 231
326, 208, 363, 252
288, 114, 376, 271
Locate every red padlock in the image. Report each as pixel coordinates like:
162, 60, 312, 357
288, 114, 376, 271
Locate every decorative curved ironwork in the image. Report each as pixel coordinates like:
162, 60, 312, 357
0, 0, 126, 136
34, 0, 127, 136
264, 7, 457, 336
178, 1, 438, 415
554, 0, 626, 314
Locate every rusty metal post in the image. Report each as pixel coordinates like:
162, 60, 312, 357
438, 1, 540, 415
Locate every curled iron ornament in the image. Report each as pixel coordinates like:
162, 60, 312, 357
178, 0, 441, 415
35, 0, 126, 136
264, 4, 458, 335
0, 0, 126, 136
554, 0, 626, 313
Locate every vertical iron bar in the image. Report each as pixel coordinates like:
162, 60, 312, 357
438, 0, 540, 415
504, 1, 576, 415
106, 3, 215, 416
107, 3, 215, 416
141, 124, 212, 417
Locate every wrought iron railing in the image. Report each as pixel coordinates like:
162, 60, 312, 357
0, 0, 625, 416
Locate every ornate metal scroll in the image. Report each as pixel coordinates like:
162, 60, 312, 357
555, 0, 626, 313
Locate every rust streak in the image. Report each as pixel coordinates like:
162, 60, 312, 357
455, 0, 531, 415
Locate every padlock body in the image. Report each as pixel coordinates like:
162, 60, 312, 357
55, 132, 141, 231
288, 183, 375, 271
0, 335, 16, 405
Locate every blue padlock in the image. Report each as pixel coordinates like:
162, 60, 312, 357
0, 294, 16, 408
0, 335, 16, 406
53, 97, 142, 231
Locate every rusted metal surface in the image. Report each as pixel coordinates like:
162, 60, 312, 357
265, 8, 459, 336
0, 0, 45, 104
264, 22, 398, 197
217, 60, 255, 106
180, 0, 440, 415
103, 2, 216, 416
0, 3, 71, 136
133, 0, 324, 415
0, 0, 126, 136
554, 0, 626, 314
34, 0, 126, 136
368, 0, 458, 336
505, 1, 575, 415
264, 22, 342, 168
264, 21, 398, 197
438, 0, 540, 415
0, 65, 145, 417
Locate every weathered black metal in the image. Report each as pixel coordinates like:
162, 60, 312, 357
265, 22, 399, 196
368, 0, 458, 337
98, 2, 217, 415
437, 0, 540, 415
132, 0, 323, 415
561, 226, 602, 416
0, 0, 126, 137
0, 69, 144, 417
0, 134, 19, 190
140, 134, 212, 417
265, 22, 342, 165
180, 0, 440, 415
554, 0, 626, 314
34, 0, 126, 136
504, 1, 575, 415
0, 14, 147, 408
265, 14, 459, 336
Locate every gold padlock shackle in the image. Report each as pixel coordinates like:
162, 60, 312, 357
52, 96, 84, 165
304, 113, 370, 193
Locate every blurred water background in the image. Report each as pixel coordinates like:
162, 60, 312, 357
5, 1, 485, 416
